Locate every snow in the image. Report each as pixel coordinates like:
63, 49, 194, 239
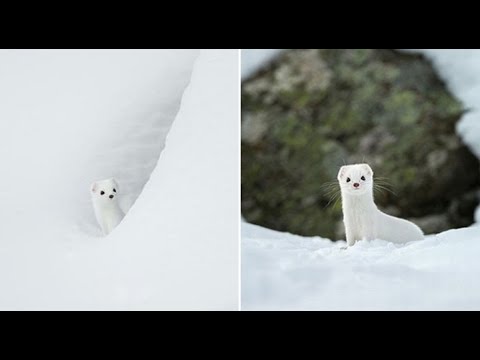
0, 49, 239, 310
241, 49, 480, 310
242, 222, 480, 310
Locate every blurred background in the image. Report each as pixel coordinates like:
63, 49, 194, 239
241, 49, 480, 240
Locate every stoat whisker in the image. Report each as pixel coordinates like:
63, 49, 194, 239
374, 178, 394, 185
324, 191, 341, 209
332, 195, 341, 209
319, 181, 340, 189
324, 191, 340, 201
374, 184, 397, 196
322, 184, 339, 192
323, 187, 341, 200
325, 188, 340, 200
374, 177, 395, 188
374, 177, 394, 185
321, 181, 340, 198
321, 186, 339, 194
374, 182, 395, 191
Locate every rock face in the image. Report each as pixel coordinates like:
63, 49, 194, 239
242, 49, 480, 240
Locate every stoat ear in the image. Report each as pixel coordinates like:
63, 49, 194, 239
363, 164, 374, 176
91, 182, 97, 193
337, 166, 347, 180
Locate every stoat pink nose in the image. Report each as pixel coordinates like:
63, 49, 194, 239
353, 183, 359, 188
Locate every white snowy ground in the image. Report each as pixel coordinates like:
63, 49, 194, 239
241, 49, 480, 310
0, 49, 239, 310
243, 223, 480, 310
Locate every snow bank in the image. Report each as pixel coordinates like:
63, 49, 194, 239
242, 222, 480, 310
110, 49, 239, 310
0, 49, 238, 310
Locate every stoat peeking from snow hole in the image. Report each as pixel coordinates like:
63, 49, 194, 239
91, 178, 125, 235
337, 164, 424, 246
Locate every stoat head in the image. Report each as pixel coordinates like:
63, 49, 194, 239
337, 163, 374, 196
91, 178, 120, 205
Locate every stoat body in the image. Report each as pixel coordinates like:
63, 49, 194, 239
91, 178, 125, 235
337, 164, 424, 246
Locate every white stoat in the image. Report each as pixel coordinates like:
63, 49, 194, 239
337, 164, 424, 246
90, 178, 125, 235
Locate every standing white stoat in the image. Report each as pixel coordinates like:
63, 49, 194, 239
337, 164, 424, 246
90, 178, 125, 235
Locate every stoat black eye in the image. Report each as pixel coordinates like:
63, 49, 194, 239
113, 188, 116, 193
346, 178, 351, 183
100, 191, 105, 195
361, 176, 366, 181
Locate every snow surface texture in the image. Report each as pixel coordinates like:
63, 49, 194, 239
0, 49, 239, 310
243, 223, 480, 310
241, 49, 480, 310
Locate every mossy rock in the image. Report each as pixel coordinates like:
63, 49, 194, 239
242, 49, 479, 239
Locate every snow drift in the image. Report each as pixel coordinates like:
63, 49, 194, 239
0, 49, 239, 310
243, 222, 480, 310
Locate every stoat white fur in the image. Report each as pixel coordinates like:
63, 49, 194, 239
90, 178, 125, 235
337, 164, 424, 246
